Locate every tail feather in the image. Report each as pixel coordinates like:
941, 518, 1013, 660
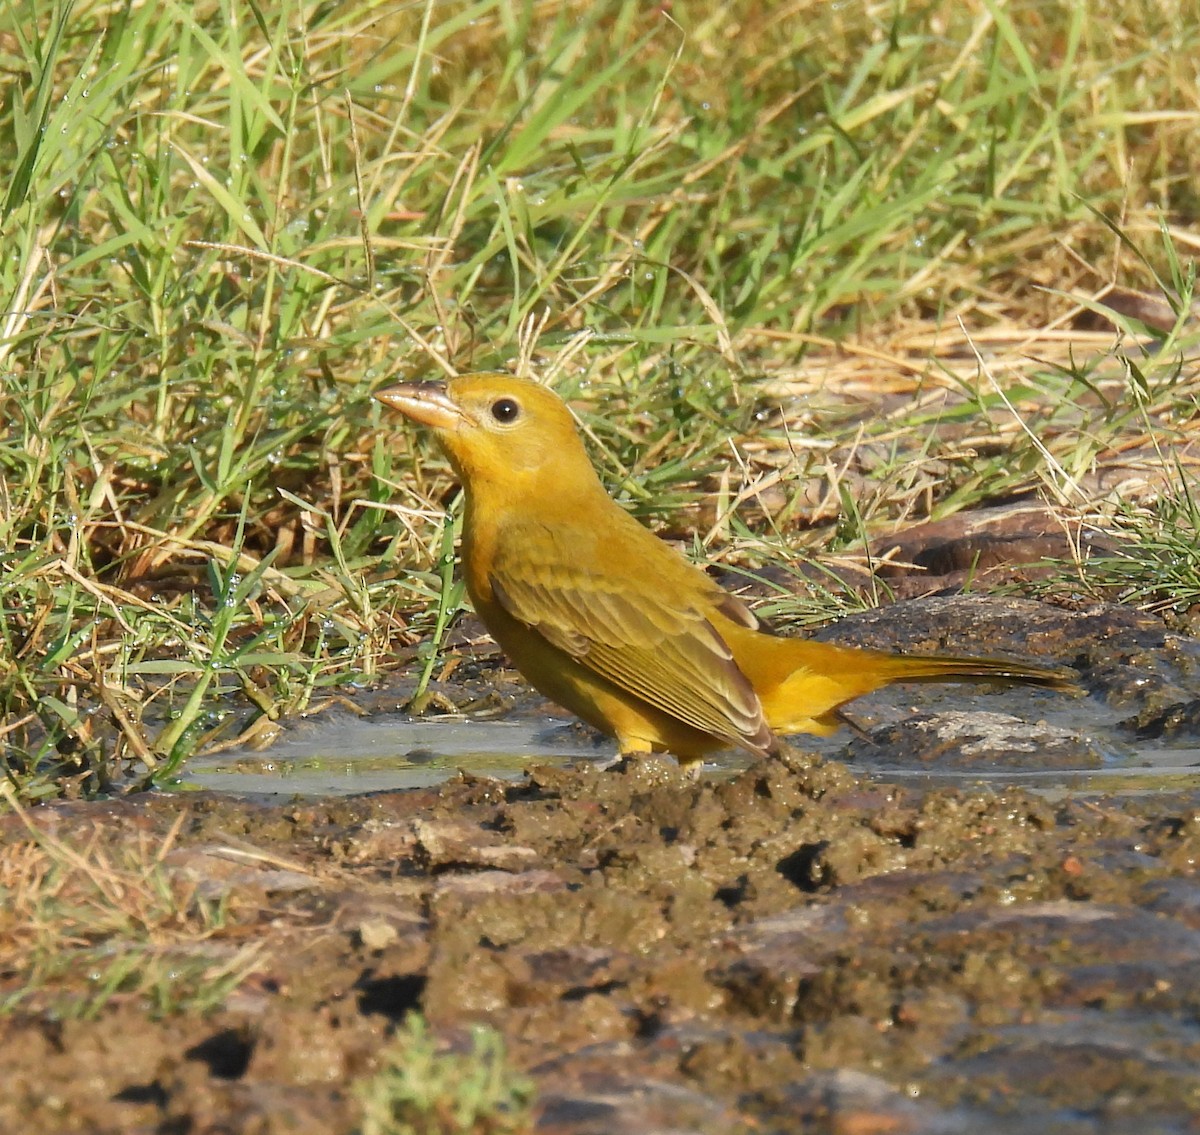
876, 653, 1077, 689
723, 628, 1077, 739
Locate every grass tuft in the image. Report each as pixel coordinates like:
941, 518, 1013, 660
356, 1014, 534, 1135
0, 789, 265, 1016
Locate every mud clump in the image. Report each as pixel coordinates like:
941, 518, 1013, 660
3, 749, 1200, 1134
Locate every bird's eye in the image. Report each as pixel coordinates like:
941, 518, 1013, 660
490, 397, 521, 423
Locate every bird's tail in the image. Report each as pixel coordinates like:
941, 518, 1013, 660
724, 627, 1076, 738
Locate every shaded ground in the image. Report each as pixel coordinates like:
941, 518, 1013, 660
4, 593, 1200, 1134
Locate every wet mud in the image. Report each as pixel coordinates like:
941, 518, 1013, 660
4, 596, 1200, 1134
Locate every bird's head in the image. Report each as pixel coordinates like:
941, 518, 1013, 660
375, 372, 595, 497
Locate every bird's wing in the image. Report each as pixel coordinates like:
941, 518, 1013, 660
488, 527, 772, 756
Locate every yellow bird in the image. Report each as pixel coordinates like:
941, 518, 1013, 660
377, 373, 1071, 763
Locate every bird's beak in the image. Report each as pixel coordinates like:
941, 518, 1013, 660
375, 382, 465, 432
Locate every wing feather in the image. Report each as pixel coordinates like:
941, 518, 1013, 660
488, 523, 771, 754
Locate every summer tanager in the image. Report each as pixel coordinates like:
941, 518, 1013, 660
377, 373, 1071, 762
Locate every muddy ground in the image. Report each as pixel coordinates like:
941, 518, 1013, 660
4, 588, 1200, 1134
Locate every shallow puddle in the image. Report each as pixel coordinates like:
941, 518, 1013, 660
183, 716, 615, 796
184, 682, 1200, 799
